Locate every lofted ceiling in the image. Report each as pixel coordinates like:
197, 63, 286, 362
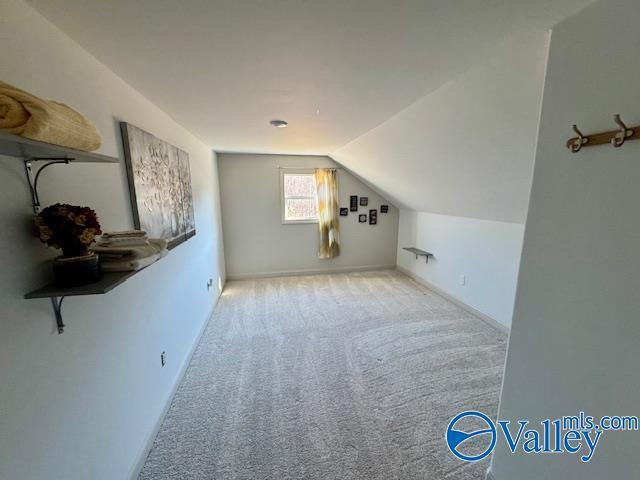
333, 30, 551, 223
28, 0, 593, 155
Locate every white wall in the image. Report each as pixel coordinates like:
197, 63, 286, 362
332, 30, 549, 224
491, 0, 640, 478
0, 2, 225, 480
397, 211, 524, 329
332, 31, 550, 327
218, 153, 398, 278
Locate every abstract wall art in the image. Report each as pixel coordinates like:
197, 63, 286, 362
121, 122, 196, 249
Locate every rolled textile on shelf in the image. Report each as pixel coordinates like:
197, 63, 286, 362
0, 80, 102, 151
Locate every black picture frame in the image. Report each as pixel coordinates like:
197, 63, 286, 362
340, 208, 348, 216
358, 214, 367, 223
350, 195, 358, 211
360, 196, 368, 206
380, 205, 389, 213
369, 209, 377, 225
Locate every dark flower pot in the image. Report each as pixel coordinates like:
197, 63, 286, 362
53, 252, 103, 287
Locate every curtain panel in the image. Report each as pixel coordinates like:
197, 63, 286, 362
314, 168, 340, 258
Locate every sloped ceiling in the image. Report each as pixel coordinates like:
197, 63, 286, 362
333, 31, 551, 224
28, 0, 591, 154
26, 0, 594, 222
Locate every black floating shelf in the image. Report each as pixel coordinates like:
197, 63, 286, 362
0, 131, 120, 214
2, 132, 127, 334
0, 130, 119, 163
403, 247, 434, 264
24, 271, 139, 299
24, 268, 149, 335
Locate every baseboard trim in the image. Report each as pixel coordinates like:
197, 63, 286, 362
396, 266, 509, 335
227, 264, 396, 281
127, 293, 221, 480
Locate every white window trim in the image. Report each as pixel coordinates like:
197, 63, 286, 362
280, 168, 318, 224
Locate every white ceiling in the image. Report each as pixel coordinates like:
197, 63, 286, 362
28, 0, 592, 155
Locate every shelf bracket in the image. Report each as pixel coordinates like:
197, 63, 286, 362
50, 296, 66, 334
414, 253, 432, 264
23, 157, 73, 213
414, 253, 431, 264
403, 247, 434, 264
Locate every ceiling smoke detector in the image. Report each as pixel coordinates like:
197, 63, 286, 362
270, 119, 288, 128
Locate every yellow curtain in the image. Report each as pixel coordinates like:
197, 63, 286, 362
314, 168, 340, 258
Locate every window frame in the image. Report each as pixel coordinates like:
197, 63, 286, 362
280, 169, 319, 224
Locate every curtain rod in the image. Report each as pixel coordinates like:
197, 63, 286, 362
277, 166, 342, 170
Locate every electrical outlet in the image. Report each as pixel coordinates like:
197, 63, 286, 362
160, 351, 166, 367
459, 275, 466, 286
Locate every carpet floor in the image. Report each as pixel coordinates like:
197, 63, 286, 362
139, 270, 507, 480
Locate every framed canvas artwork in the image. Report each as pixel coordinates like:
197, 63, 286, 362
121, 122, 196, 249
350, 195, 358, 211
380, 205, 389, 213
359, 214, 367, 223
340, 208, 348, 216
360, 196, 368, 206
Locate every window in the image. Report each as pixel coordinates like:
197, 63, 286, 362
280, 170, 318, 223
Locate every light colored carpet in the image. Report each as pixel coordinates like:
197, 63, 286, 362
139, 270, 506, 480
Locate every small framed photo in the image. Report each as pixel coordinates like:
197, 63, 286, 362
359, 196, 368, 206
350, 195, 358, 211
358, 214, 367, 223
369, 209, 377, 225
340, 208, 348, 216
380, 205, 389, 213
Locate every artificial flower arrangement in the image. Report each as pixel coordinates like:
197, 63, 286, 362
33, 203, 102, 256
33, 203, 103, 286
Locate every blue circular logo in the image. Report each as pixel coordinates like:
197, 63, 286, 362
446, 411, 497, 461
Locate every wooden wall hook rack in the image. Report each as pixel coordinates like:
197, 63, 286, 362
567, 114, 639, 152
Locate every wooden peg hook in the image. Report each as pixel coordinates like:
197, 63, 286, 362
611, 114, 633, 148
570, 125, 588, 152
566, 114, 640, 153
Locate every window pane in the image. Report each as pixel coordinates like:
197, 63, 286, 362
285, 198, 317, 220
284, 174, 316, 198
